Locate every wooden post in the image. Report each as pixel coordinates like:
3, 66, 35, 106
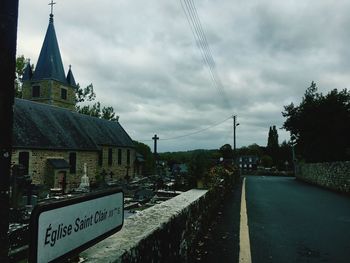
0, 0, 19, 261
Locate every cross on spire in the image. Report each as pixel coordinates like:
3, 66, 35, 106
48, 0, 56, 15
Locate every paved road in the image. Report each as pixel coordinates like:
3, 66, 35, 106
246, 176, 350, 263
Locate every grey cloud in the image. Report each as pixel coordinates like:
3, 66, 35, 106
17, 0, 349, 151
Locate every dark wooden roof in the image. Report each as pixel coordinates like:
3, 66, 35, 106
13, 98, 134, 151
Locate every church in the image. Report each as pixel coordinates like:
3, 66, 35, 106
11, 10, 136, 191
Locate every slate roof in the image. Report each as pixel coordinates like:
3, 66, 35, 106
66, 66, 77, 87
13, 98, 134, 151
32, 15, 67, 84
22, 62, 33, 81
47, 159, 70, 169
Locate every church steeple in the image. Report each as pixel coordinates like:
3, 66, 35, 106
21, 2, 77, 111
22, 61, 33, 82
66, 65, 77, 87
32, 12, 67, 83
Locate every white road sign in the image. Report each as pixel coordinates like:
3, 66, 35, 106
29, 189, 123, 263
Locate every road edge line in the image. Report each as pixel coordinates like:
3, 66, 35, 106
239, 177, 252, 263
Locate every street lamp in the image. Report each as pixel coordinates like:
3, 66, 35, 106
232, 115, 240, 164
290, 135, 297, 176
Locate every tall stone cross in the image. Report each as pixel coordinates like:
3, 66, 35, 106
152, 134, 159, 156
48, 0, 56, 15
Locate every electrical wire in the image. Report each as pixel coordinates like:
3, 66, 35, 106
180, 0, 231, 108
138, 115, 232, 142
136, 2, 235, 146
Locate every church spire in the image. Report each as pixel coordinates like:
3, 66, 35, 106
66, 65, 77, 87
32, 2, 67, 84
22, 60, 33, 81
22, 1, 77, 111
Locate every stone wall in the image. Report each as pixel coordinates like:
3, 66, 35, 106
298, 161, 350, 193
11, 147, 135, 188
98, 147, 135, 181
81, 180, 232, 262
22, 80, 75, 110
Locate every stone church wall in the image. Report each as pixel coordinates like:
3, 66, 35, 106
11, 147, 135, 188
22, 80, 75, 110
50, 81, 75, 110
11, 149, 98, 187
97, 146, 135, 181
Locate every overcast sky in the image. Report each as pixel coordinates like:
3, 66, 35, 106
17, 0, 350, 152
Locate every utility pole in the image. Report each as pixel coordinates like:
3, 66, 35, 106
290, 135, 297, 176
232, 115, 239, 164
0, 0, 19, 262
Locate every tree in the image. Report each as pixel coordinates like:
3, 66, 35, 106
133, 141, 156, 176
282, 82, 350, 162
260, 155, 273, 167
219, 144, 232, 159
101, 106, 119, 121
75, 83, 96, 103
237, 144, 264, 158
188, 151, 212, 187
266, 125, 279, 165
76, 102, 101, 117
76, 102, 119, 121
277, 140, 292, 170
75, 83, 119, 121
267, 126, 279, 149
15, 55, 31, 97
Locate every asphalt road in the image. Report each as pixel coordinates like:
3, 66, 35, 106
246, 176, 350, 263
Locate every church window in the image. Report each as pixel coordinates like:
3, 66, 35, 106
18, 151, 30, 175
127, 149, 130, 165
118, 149, 122, 165
61, 88, 67, 100
69, 152, 76, 174
108, 148, 113, 166
32, 86, 40, 97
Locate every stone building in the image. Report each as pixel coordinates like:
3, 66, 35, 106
11, 12, 135, 191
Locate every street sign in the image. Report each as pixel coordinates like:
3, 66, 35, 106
29, 188, 123, 263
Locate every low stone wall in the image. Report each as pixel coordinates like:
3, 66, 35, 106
298, 161, 350, 193
81, 181, 231, 262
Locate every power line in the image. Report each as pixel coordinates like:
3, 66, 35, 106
138, 115, 232, 142
137, 2, 235, 147
179, 0, 231, 108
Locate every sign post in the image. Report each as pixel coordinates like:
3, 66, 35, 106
29, 188, 123, 263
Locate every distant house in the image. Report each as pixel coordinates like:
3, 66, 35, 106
238, 156, 259, 170
11, 12, 135, 191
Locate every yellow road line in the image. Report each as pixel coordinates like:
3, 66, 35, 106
239, 177, 252, 263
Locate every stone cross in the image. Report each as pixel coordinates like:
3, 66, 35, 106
48, 0, 56, 15
152, 134, 159, 155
